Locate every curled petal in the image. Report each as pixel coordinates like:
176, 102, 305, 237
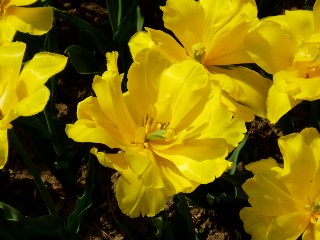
161, 0, 205, 55
240, 207, 272, 239
211, 66, 272, 118
116, 169, 169, 217
14, 86, 49, 116
6, 6, 53, 35
128, 31, 155, 60
65, 97, 125, 149
267, 212, 310, 240
0, 130, 8, 169
90, 148, 128, 174
267, 85, 302, 123
7, 0, 37, 6
0, 19, 16, 42
154, 140, 229, 184
17, 52, 67, 99
245, 19, 296, 74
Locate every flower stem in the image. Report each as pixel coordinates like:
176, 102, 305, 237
8, 129, 57, 216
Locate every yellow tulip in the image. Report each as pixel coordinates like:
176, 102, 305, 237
245, 0, 320, 123
0, 41, 67, 168
129, 0, 272, 121
0, 0, 53, 42
66, 49, 246, 217
240, 128, 320, 240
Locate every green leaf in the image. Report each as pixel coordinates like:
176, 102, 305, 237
228, 133, 248, 175
172, 194, 198, 240
54, 8, 113, 54
0, 203, 67, 239
106, 0, 140, 43
66, 155, 95, 234
65, 45, 102, 74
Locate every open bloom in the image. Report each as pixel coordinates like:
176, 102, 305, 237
245, 0, 320, 123
66, 49, 246, 217
129, 0, 272, 121
0, 0, 53, 42
240, 128, 320, 239
0, 41, 67, 168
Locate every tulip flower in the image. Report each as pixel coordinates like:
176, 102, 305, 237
0, 0, 53, 42
240, 128, 320, 239
0, 41, 67, 168
66, 49, 246, 217
129, 0, 272, 121
245, 0, 320, 123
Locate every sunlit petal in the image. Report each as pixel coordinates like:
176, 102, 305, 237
285, 10, 314, 42
0, 19, 16, 42
161, 0, 205, 56
267, 212, 310, 240
6, 6, 53, 35
267, 85, 302, 123
0, 130, 8, 169
14, 86, 49, 116
245, 19, 296, 74
116, 169, 169, 217
17, 52, 67, 99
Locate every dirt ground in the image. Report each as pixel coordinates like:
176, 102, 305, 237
0, 0, 314, 239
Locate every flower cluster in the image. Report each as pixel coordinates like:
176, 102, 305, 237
240, 128, 320, 239
2, 0, 320, 238
0, 1, 67, 168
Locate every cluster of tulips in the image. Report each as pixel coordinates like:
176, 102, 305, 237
2, 0, 320, 239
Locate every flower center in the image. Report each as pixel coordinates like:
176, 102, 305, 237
192, 42, 206, 63
307, 196, 320, 231
294, 41, 320, 79
135, 105, 174, 146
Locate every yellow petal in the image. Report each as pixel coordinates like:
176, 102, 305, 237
145, 28, 188, 62
314, 0, 320, 33
105, 51, 118, 72
126, 48, 171, 124
14, 86, 49, 116
128, 31, 155, 60
302, 223, 320, 240
159, 59, 210, 131
158, 156, 199, 195
279, 130, 320, 203
240, 207, 271, 239
0, 41, 25, 83
0, 71, 19, 117
211, 66, 272, 118
17, 52, 67, 99
125, 147, 165, 188
161, 0, 205, 56
220, 91, 255, 122
267, 85, 302, 123
93, 74, 136, 142
201, 0, 258, 65
154, 141, 229, 184
0, 19, 16, 42
245, 158, 282, 175
267, 212, 310, 240
195, 98, 246, 149
242, 169, 304, 216
65, 97, 125, 149
7, 0, 37, 6
6, 6, 53, 35
0, 130, 8, 169
245, 19, 296, 74
91, 148, 128, 174
116, 169, 169, 217
285, 10, 314, 42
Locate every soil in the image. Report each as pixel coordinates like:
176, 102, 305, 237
0, 1, 314, 240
